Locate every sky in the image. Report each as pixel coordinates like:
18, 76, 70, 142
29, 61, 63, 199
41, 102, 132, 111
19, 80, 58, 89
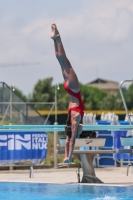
0, 0, 133, 96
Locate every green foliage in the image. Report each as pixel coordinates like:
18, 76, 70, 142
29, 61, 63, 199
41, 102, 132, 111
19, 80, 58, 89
29, 77, 55, 109
26, 77, 133, 111
14, 87, 27, 102
79, 83, 108, 110
100, 94, 116, 110
57, 83, 69, 110
43, 133, 54, 165
125, 84, 133, 109
73, 157, 80, 164
28, 77, 109, 110
112, 89, 126, 110
0, 120, 16, 125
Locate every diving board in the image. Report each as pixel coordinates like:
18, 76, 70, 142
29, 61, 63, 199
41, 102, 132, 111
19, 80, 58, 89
0, 124, 133, 132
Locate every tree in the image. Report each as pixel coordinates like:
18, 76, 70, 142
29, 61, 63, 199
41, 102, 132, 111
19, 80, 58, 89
28, 78, 133, 111
79, 83, 108, 110
113, 88, 127, 110
57, 82, 108, 110
28, 78, 109, 110
125, 84, 133, 109
56, 83, 69, 110
100, 94, 116, 110
13, 87, 27, 102
29, 77, 55, 109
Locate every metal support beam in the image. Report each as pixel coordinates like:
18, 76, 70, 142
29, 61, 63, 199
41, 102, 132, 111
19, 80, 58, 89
80, 154, 103, 183
57, 150, 116, 154
54, 131, 58, 168
29, 166, 34, 178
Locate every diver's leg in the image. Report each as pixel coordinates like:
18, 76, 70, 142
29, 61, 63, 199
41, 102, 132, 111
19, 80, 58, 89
68, 111, 81, 162
51, 24, 68, 67
64, 136, 70, 162
50, 24, 80, 91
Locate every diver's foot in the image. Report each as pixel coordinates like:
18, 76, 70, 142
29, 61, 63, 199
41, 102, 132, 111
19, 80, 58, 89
63, 157, 69, 162
63, 158, 71, 164
50, 23, 60, 40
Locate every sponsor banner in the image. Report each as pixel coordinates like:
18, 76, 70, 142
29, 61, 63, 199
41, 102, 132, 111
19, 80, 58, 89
0, 132, 48, 164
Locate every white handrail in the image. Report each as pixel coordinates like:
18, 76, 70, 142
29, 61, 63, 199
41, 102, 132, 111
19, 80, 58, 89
119, 80, 133, 125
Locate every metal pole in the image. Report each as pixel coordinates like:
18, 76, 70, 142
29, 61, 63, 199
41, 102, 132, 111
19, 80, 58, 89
29, 165, 34, 178
55, 85, 57, 123
0, 102, 55, 104
9, 86, 13, 171
54, 84, 58, 168
2, 83, 5, 117
119, 80, 133, 125
54, 129, 58, 168
10, 86, 12, 124
26, 104, 28, 125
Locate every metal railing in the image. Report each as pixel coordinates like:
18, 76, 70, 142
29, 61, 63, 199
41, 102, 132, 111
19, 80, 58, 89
119, 80, 133, 125
0, 82, 59, 125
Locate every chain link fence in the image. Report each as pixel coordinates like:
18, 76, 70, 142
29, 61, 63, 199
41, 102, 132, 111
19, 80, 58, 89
0, 82, 51, 125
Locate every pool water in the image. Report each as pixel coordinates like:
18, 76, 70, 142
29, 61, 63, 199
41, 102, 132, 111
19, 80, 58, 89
0, 182, 133, 200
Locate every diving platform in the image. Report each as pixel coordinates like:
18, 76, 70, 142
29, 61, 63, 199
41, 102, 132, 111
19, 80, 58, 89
0, 124, 133, 183
0, 124, 133, 132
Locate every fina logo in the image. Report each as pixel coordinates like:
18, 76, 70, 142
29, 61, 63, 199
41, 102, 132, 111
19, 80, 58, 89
0, 134, 47, 150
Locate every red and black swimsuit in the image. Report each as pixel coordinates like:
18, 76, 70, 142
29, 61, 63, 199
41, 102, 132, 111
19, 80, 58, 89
64, 82, 84, 122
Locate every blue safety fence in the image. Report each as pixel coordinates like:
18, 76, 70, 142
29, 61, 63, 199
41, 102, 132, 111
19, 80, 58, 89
97, 120, 112, 148
97, 120, 111, 125
0, 131, 48, 164
113, 121, 133, 160
97, 120, 116, 167
98, 155, 116, 167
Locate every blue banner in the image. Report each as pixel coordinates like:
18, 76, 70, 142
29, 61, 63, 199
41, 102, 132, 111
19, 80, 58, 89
0, 132, 48, 164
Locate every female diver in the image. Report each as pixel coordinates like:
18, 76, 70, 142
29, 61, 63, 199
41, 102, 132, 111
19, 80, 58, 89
51, 24, 84, 163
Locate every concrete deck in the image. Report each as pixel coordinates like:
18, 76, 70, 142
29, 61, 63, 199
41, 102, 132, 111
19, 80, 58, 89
0, 166, 133, 185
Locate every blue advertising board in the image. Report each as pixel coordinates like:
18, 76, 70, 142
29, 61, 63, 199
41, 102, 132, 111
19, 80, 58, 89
0, 132, 48, 164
